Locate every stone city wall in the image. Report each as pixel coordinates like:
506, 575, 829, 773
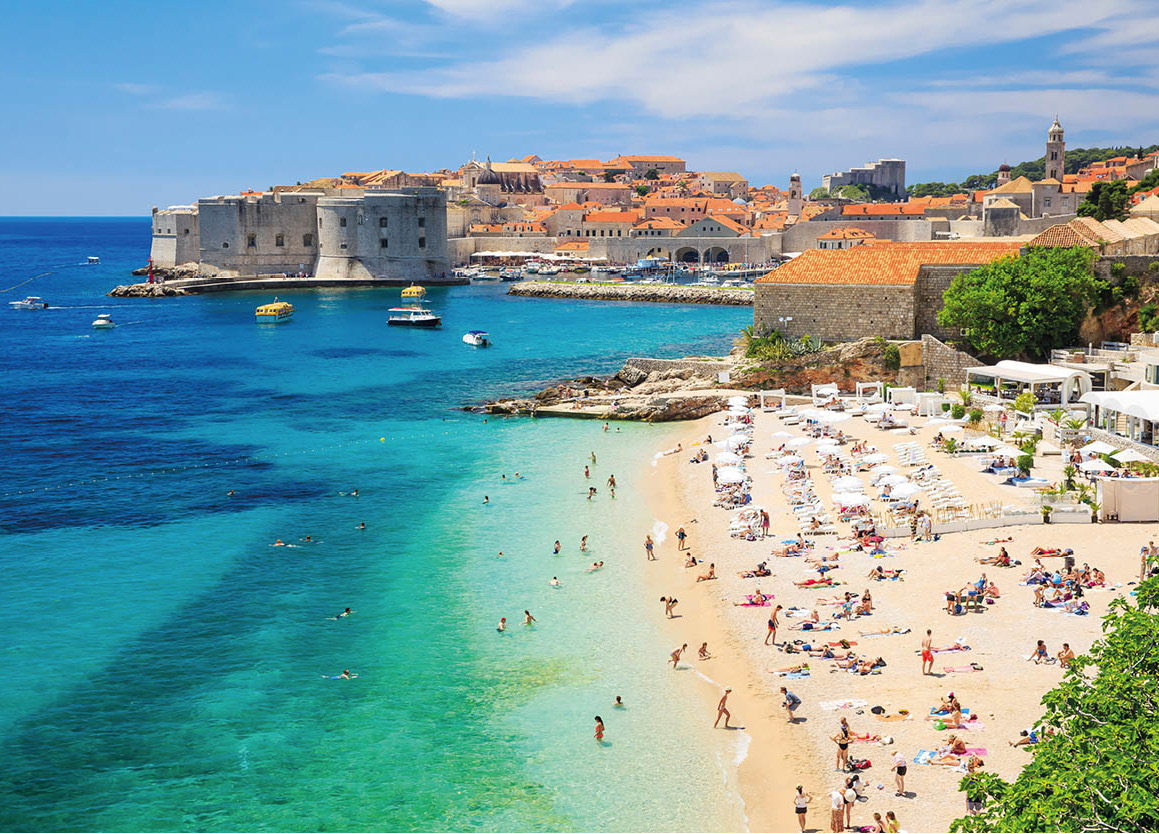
920, 333, 980, 388
780, 219, 935, 252
754, 282, 914, 341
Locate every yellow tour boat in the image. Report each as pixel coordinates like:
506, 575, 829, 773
255, 300, 294, 323
401, 284, 427, 300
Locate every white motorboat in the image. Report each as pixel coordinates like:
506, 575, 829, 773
92, 313, 116, 329
87, 256, 100, 265
388, 306, 441, 328
9, 296, 48, 310
499, 269, 521, 281
462, 330, 491, 347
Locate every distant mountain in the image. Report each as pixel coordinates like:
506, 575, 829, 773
906, 144, 1159, 198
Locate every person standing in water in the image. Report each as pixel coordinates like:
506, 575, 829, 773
497, 617, 506, 632
584, 465, 590, 479
523, 610, 536, 626
580, 535, 588, 552
554, 540, 561, 554
607, 474, 616, 490
594, 716, 604, 742
670, 643, 687, 668
714, 688, 732, 728
591, 451, 597, 464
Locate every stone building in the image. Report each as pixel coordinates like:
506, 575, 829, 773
822, 158, 906, 198
605, 155, 687, 176
753, 241, 1022, 342
816, 227, 876, 249
153, 187, 450, 284
150, 205, 200, 268
696, 171, 749, 198
1045, 117, 1065, 183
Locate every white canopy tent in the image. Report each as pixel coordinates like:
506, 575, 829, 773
856, 381, 884, 403
966, 361, 1092, 406
759, 389, 786, 411
1080, 391, 1159, 447
811, 383, 840, 406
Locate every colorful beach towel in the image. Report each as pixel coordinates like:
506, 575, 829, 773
944, 663, 984, 673
739, 595, 773, 607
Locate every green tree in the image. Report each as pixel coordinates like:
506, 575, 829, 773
809, 186, 830, 200
937, 247, 1101, 359
634, 185, 650, 197
883, 343, 900, 370
837, 184, 870, 201
951, 576, 1159, 832
643, 168, 660, 181
1077, 180, 1130, 221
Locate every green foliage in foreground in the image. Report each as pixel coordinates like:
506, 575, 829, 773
950, 576, 1159, 831
741, 326, 821, 361
938, 247, 1101, 359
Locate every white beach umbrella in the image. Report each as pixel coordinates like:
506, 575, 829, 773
787, 437, 811, 447
890, 483, 922, 499
821, 412, 851, 424
771, 431, 794, 439
880, 474, 909, 487
832, 476, 863, 491
779, 455, 804, 465
1112, 448, 1151, 464
716, 466, 747, 484
992, 445, 1022, 457
726, 435, 749, 450
832, 492, 870, 507
716, 452, 743, 465
870, 463, 900, 475
1079, 459, 1116, 473
728, 396, 749, 407
1080, 440, 1116, 455
862, 453, 888, 464
964, 435, 1001, 449
942, 425, 964, 433
983, 403, 1006, 412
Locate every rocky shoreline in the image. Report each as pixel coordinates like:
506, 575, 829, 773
109, 282, 190, 297
507, 280, 753, 305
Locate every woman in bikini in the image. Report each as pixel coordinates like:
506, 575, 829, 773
832, 719, 852, 770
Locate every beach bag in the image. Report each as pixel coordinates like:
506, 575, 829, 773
954, 603, 963, 615
845, 758, 871, 772
870, 705, 885, 715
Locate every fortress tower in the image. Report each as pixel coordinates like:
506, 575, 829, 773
1045, 117, 1065, 182
787, 172, 802, 215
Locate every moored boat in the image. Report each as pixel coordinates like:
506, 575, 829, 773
401, 284, 427, 300
91, 313, 116, 329
388, 306, 441, 328
462, 330, 491, 347
255, 300, 294, 323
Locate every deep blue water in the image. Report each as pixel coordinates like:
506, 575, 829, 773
0, 218, 751, 832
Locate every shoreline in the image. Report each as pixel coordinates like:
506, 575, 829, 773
508, 281, 754, 306
638, 415, 815, 832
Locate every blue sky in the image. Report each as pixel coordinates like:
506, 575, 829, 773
2, 0, 1158, 215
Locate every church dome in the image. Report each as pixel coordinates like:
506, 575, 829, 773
476, 165, 501, 186
998, 163, 1011, 172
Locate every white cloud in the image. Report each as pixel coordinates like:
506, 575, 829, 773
424, 0, 574, 19
157, 92, 229, 111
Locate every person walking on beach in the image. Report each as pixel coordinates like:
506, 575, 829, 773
676, 526, 687, 550
766, 604, 783, 646
760, 509, 771, 538
921, 629, 934, 675
714, 687, 732, 728
793, 786, 813, 833
660, 596, 678, 618
781, 686, 801, 723
644, 534, 655, 560
829, 789, 844, 833
891, 749, 907, 796
670, 643, 687, 668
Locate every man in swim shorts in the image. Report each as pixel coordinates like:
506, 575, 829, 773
921, 629, 934, 675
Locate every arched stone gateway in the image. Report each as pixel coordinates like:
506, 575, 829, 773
675, 247, 700, 263
705, 246, 730, 263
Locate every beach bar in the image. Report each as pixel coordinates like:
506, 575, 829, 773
965, 360, 1092, 406
1079, 390, 1159, 447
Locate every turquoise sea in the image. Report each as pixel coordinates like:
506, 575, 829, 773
0, 219, 751, 832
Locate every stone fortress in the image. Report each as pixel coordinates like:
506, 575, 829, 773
822, 158, 906, 198
149, 187, 451, 286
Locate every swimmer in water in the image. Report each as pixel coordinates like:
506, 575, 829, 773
483, 496, 489, 505
335, 607, 354, 618
227, 489, 235, 496
357, 522, 366, 530
351, 489, 358, 497
587, 561, 605, 572
588, 487, 597, 500
272, 539, 287, 547
301, 535, 313, 543
580, 535, 588, 552
549, 576, 561, 587
584, 465, 590, 478
501, 474, 508, 482
554, 540, 561, 554
322, 670, 357, 679
497, 617, 507, 632
523, 609, 536, 626
497, 551, 504, 558
614, 695, 624, 708
514, 472, 522, 479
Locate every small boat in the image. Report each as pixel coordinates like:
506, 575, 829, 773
9, 296, 48, 310
255, 300, 294, 323
462, 330, 491, 347
499, 269, 521, 281
572, 265, 591, 274
87, 256, 100, 265
539, 266, 560, 276
92, 313, 116, 329
388, 306, 441, 328
401, 284, 427, 300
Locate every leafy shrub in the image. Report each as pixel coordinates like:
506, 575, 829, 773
951, 403, 966, 420
968, 408, 983, 423
1013, 390, 1035, 414
941, 402, 952, 412
937, 377, 947, 394
1121, 274, 1141, 298
883, 343, 901, 370
1111, 262, 1126, 278
1016, 454, 1034, 474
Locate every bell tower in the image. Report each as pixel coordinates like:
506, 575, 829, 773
1045, 117, 1065, 182
788, 172, 802, 215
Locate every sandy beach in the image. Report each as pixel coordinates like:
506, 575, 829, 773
639, 405, 1147, 833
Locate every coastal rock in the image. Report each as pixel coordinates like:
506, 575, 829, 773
508, 281, 753, 306
615, 365, 648, 387
108, 283, 190, 298
129, 263, 199, 282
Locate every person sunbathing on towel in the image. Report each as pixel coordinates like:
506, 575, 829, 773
770, 662, 810, 675
926, 706, 964, 728
1090, 567, 1105, 586
859, 625, 908, 636
930, 640, 968, 653
976, 547, 1011, 566
855, 657, 886, 675
794, 576, 835, 588
939, 735, 968, 756
1030, 546, 1073, 557
696, 563, 717, 582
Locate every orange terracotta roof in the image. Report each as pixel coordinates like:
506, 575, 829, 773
1027, 224, 1101, 249
584, 210, 640, 223
634, 217, 685, 230
816, 226, 876, 240
556, 202, 583, 210
614, 155, 685, 163
756, 241, 1022, 287
554, 240, 590, 251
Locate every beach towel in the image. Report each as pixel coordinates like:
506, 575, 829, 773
777, 670, 811, 679
929, 645, 971, 654
876, 714, 912, 722
784, 607, 812, 618
964, 747, 988, 756
739, 595, 772, 607
820, 698, 867, 711
913, 750, 937, 765
862, 628, 910, 637
930, 707, 971, 716
827, 640, 858, 647
944, 664, 984, 673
